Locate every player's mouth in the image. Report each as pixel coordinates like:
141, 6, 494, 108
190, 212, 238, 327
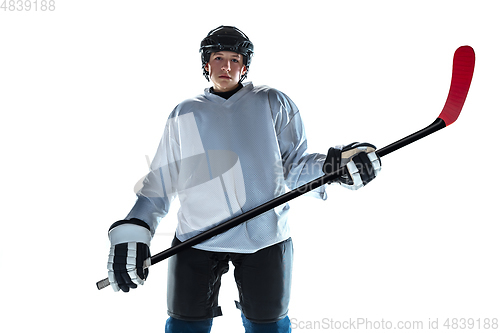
219, 74, 231, 79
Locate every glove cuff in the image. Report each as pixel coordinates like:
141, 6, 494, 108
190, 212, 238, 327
322, 147, 342, 175
108, 219, 152, 246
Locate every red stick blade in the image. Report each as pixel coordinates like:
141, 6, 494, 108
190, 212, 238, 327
438, 45, 475, 126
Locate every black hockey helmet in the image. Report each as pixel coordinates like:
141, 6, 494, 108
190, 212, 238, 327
200, 26, 254, 81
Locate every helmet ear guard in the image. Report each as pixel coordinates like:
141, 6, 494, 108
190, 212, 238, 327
200, 26, 254, 82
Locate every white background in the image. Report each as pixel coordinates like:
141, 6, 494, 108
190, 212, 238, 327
1, 1, 499, 332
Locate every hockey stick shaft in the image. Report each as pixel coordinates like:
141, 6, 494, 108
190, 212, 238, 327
97, 46, 474, 290
95, 121, 443, 291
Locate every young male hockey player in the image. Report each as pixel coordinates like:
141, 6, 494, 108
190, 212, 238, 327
106, 26, 381, 333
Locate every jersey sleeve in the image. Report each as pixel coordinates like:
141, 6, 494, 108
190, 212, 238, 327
124, 108, 182, 235
269, 89, 327, 200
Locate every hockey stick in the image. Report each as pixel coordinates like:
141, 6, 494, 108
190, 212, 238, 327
97, 45, 475, 290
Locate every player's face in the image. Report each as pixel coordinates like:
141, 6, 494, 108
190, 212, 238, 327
205, 51, 247, 92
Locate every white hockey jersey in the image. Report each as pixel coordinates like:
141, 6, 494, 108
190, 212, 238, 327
125, 82, 327, 253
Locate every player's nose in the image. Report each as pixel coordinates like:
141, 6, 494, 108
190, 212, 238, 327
221, 60, 231, 71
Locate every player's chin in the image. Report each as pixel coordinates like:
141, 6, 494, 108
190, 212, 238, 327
214, 80, 238, 91
216, 78, 233, 86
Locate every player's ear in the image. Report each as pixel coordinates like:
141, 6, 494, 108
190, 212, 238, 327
241, 65, 247, 76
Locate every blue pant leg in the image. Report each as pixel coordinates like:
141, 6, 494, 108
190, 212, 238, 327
165, 317, 213, 333
241, 313, 291, 333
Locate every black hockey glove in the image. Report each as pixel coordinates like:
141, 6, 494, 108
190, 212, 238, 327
107, 218, 152, 292
322, 142, 381, 190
